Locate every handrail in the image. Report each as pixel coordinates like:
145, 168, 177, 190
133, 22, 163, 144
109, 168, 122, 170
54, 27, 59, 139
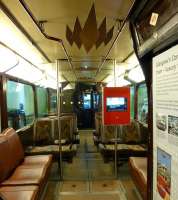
18, 0, 77, 81
95, 1, 136, 79
0, 41, 55, 80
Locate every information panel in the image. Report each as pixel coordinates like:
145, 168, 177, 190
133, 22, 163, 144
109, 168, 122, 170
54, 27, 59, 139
153, 44, 178, 200
103, 87, 130, 125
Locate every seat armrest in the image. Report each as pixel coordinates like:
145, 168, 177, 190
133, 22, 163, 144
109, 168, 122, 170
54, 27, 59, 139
108, 138, 122, 143
0, 193, 7, 200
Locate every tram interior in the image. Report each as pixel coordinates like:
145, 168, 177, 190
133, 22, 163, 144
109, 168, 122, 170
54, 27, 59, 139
1, 0, 177, 200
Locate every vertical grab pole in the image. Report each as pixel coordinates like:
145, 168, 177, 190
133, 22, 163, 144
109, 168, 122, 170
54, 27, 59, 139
57, 59, 63, 180
114, 59, 118, 178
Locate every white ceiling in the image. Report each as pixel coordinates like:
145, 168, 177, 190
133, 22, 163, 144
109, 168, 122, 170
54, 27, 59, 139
1, 0, 135, 83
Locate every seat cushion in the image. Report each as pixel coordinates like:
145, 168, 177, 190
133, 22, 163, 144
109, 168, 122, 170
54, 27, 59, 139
129, 157, 147, 184
0, 186, 38, 200
23, 155, 52, 166
103, 144, 146, 152
129, 157, 147, 200
122, 121, 141, 143
26, 144, 77, 155
0, 137, 11, 182
2, 128, 24, 170
1, 165, 47, 186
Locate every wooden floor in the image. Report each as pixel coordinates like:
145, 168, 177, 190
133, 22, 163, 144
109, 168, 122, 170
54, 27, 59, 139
43, 131, 142, 200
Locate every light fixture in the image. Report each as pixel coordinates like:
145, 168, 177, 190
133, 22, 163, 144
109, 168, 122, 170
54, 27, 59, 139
127, 66, 145, 83
125, 53, 139, 68
124, 69, 136, 84
118, 76, 131, 87
6, 58, 43, 83
0, 44, 18, 72
0, 10, 45, 65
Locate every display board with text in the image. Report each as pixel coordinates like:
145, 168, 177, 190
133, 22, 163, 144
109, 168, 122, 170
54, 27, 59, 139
103, 87, 130, 125
153, 44, 178, 200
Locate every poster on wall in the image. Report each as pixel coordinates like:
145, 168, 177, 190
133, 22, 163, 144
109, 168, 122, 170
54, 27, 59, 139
153, 44, 178, 200
156, 113, 167, 139
103, 87, 130, 125
157, 147, 171, 200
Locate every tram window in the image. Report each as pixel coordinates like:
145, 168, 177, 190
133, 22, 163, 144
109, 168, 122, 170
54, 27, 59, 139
93, 93, 100, 110
36, 87, 48, 117
7, 80, 35, 130
49, 89, 57, 114
130, 86, 135, 119
137, 83, 148, 123
83, 94, 91, 109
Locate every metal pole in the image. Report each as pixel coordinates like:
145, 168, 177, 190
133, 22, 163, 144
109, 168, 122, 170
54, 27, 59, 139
114, 59, 118, 178
57, 59, 63, 179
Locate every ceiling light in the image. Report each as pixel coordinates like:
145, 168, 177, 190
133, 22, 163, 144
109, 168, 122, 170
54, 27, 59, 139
117, 76, 130, 87
0, 10, 45, 65
0, 44, 18, 72
125, 53, 139, 69
128, 66, 145, 83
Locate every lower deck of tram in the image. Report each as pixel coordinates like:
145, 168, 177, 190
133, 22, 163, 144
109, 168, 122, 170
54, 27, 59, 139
44, 130, 141, 200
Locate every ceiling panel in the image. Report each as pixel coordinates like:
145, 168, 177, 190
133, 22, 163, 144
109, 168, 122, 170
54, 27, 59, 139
108, 23, 134, 61
1, 0, 135, 83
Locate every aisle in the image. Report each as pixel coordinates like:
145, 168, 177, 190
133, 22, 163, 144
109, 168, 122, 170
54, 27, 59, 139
63, 130, 115, 180
44, 131, 141, 200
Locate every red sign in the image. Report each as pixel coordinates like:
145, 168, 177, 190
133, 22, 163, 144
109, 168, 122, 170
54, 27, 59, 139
103, 87, 130, 125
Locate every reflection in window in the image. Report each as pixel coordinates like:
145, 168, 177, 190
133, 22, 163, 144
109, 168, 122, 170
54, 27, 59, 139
137, 84, 148, 123
49, 89, 57, 114
83, 94, 91, 109
93, 93, 100, 110
7, 80, 35, 130
36, 87, 48, 117
130, 86, 135, 119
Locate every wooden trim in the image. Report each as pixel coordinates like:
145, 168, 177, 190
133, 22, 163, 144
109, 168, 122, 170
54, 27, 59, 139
0, 75, 8, 130
32, 85, 38, 118
47, 88, 50, 114
134, 84, 138, 120
130, 21, 153, 200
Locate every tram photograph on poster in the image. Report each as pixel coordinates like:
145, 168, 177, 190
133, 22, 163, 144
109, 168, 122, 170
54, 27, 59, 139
157, 148, 171, 200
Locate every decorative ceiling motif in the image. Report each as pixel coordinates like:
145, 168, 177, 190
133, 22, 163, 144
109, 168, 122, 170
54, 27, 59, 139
66, 4, 114, 53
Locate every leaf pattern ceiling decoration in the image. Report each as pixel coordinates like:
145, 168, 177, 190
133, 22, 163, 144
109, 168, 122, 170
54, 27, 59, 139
66, 4, 114, 53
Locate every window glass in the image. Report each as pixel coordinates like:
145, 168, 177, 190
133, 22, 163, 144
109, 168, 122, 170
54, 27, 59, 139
49, 89, 57, 114
36, 87, 48, 117
130, 86, 135, 119
137, 83, 148, 123
7, 80, 35, 130
61, 89, 74, 113
83, 93, 91, 109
